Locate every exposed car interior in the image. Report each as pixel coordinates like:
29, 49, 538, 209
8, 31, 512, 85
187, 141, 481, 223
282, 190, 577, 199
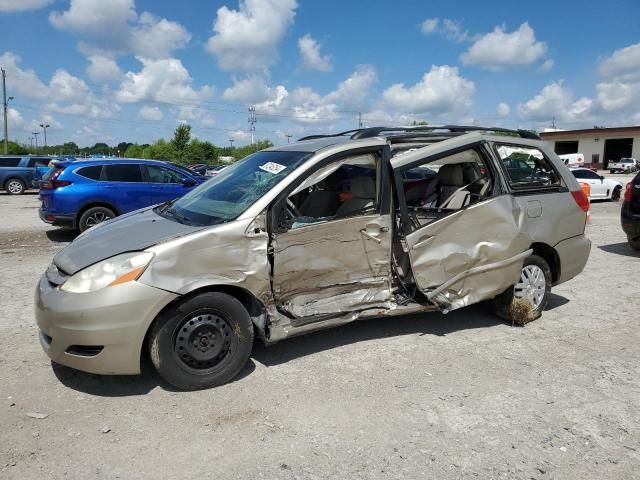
285, 153, 379, 229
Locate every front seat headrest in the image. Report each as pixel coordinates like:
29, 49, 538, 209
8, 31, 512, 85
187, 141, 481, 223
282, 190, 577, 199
437, 164, 464, 186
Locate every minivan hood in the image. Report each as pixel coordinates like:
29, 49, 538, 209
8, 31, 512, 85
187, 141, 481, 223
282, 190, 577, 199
54, 207, 205, 275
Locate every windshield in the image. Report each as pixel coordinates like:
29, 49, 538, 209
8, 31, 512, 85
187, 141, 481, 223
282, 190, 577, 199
159, 150, 311, 226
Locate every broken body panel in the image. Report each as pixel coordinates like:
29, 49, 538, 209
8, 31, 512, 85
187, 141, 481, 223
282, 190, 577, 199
39, 130, 590, 375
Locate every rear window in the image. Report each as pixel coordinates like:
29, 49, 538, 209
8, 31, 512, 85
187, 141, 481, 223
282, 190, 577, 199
102, 164, 143, 182
572, 169, 599, 180
42, 166, 63, 181
27, 157, 51, 168
76, 165, 102, 180
0, 157, 21, 167
495, 145, 562, 191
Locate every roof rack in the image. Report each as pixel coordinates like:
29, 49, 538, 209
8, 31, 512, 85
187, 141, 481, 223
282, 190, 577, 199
298, 125, 541, 142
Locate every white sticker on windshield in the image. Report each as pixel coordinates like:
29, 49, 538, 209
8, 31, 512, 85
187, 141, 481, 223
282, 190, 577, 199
259, 162, 287, 174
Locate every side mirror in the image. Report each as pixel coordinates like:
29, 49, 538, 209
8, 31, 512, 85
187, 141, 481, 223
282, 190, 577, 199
181, 177, 196, 187
600, 175, 605, 181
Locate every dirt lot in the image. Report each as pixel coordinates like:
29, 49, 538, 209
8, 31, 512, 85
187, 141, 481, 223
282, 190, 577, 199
1, 179, 639, 479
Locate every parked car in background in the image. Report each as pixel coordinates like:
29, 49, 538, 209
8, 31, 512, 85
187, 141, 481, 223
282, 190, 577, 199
39, 158, 205, 231
191, 165, 226, 177
558, 153, 585, 168
0, 155, 57, 194
609, 158, 637, 174
621, 171, 640, 250
570, 168, 622, 201
34, 125, 591, 389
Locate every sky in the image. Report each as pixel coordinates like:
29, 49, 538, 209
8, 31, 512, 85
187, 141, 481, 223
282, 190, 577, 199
0, 0, 639, 148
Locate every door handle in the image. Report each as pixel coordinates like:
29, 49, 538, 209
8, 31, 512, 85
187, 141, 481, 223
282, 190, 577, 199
360, 229, 382, 244
412, 235, 434, 250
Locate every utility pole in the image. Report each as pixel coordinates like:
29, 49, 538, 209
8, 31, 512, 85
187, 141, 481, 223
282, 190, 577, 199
358, 112, 363, 129
29, 136, 33, 150
32, 132, 39, 149
228, 138, 235, 149
248, 105, 256, 145
40, 123, 50, 149
2, 68, 10, 154
551, 117, 556, 129
286, 134, 292, 144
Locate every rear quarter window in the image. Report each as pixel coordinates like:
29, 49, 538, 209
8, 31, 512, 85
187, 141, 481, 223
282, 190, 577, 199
495, 144, 563, 192
0, 157, 21, 167
27, 158, 51, 168
76, 165, 103, 180
101, 164, 143, 182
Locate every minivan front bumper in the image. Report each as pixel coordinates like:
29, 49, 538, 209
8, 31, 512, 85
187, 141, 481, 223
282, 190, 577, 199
35, 274, 177, 375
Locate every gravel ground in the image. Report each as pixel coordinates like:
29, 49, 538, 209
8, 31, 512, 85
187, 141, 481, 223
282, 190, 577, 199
1, 178, 639, 479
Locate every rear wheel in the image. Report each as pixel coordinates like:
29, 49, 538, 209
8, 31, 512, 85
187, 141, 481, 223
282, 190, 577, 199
609, 170, 615, 174
628, 237, 640, 251
493, 255, 552, 325
5, 178, 25, 195
148, 292, 254, 390
78, 206, 115, 232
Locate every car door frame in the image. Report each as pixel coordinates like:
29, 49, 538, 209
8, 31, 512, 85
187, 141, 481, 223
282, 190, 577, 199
267, 144, 394, 323
392, 139, 533, 312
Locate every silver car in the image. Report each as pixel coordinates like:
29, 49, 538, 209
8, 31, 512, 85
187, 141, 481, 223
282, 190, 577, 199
35, 126, 591, 389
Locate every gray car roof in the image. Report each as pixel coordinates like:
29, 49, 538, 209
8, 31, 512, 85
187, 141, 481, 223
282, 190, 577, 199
264, 136, 356, 153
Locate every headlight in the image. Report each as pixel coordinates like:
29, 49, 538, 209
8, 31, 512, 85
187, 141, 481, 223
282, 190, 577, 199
60, 251, 154, 293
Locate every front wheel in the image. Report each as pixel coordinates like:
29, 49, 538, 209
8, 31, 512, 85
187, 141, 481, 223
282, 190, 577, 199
148, 292, 254, 390
493, 255, 552, 325
609, 170, 615, 174
611, 186, 622, 201
628, 237, 640, 251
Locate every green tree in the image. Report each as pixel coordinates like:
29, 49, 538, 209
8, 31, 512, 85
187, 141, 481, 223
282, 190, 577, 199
172, 124, 191, 160
124, 144, 144, 158
143, 139, 177, 161
6, 141, 28, 155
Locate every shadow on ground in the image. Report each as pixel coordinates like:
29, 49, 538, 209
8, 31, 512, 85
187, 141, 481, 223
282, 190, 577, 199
598, 242, 640, 258
45, 228, 77, 243
52, 356, 257, 397
53, 295, 572, 396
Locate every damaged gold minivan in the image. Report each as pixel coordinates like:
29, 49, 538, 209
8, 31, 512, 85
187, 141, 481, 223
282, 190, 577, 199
35, 126, 591, 389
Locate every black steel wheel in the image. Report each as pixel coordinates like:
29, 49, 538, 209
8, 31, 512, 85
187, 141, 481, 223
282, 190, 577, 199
149, 292, 254, 390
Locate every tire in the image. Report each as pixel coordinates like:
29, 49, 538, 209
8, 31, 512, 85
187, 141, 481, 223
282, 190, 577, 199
78, 206, 115, 232
493, 254, 552, 325
611, 185, 622, 201
5, 178, 25, 195
148, 292, 254, 390
609, 170, 615, 174
628, 237, 640, 251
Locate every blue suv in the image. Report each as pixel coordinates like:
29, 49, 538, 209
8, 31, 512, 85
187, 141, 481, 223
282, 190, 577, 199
0, 155, 56, 194
39, 158, 205, 231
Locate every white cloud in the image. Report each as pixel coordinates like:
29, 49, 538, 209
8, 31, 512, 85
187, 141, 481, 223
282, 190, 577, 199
540, 59, 554, 72
517, 81, 592, 124
50, 0, 190, 59
222, 76, 273, 103
420, 18, 474, 43
382, 65, 475, 116
298, 34, 332, 72
116, 57, 213, 105
1, 108, 25, 137
461, 22, 547, 70
496, 102, 511, 117
48, 69, 120, 119
0, 0, 52, 13
139, 105, 163, 121
324, 65, 377, 110
206, 0, 297, 72
0, 52, 49, 99
598, 42, 640, 82
596, 80, 640, 112
130, 12, 191, 59
421, 18, 439, 34
86, 55, 123, 83
252, 66, 377, 125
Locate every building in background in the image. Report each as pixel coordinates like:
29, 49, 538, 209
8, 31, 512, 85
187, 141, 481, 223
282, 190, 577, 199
539, 126, 640, 169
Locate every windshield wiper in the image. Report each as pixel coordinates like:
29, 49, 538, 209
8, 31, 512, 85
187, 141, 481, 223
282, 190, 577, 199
165, 207, 190, 225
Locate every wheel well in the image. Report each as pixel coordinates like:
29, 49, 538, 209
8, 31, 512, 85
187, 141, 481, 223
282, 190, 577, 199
4, 177, 25, 188
530, 242, 560, 284
143, 285, 270, 359
76, 202, 118, 226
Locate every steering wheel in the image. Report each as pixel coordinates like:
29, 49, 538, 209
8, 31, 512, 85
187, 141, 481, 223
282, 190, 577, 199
286, 199, 302, 218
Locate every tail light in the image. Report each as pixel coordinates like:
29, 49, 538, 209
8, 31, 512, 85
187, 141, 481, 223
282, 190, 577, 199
571, 189, 590, 213
40, 168, 72, 189
624, 182, 633, 202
